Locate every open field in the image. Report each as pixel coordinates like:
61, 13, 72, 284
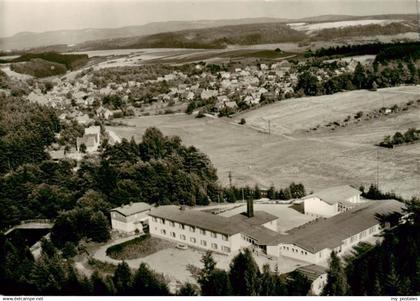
109, 86, 420, 199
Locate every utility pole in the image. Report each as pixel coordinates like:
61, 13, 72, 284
242, 187, 245, 203
417, 0, 420, 41
376, 149, 380, 189
228, 171, 232, 188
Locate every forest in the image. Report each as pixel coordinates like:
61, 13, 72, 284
312, 41, 420, 60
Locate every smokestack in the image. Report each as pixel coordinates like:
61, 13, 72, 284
247, 198, 254, 218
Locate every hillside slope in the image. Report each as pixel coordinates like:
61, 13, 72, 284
0, 18, 288, 50
77, 23, 307, 50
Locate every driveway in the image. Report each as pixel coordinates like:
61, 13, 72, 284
92, 236, 310, 291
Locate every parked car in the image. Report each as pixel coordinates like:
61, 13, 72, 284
176, 243, 188, 250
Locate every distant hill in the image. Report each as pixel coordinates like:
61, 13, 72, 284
0, 18, 289, 51
76, 22, 306, 50
0, 14, 416, 51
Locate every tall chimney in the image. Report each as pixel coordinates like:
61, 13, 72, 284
247, 198, 254, 218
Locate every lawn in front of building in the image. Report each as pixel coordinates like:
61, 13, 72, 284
106, 234, 176, 260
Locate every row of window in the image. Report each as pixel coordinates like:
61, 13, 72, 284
282, 246, 308, 255
152, 217, 228, 240
341, 225, 378, 246
159, 229, 230, 252
241, 234, 256, 245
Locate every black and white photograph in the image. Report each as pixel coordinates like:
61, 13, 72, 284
0, 0, 419, 298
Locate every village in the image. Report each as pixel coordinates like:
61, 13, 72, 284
1, 54, 370, 162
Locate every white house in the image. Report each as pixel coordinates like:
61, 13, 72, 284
76, 126, 101, 153
303, 185, 363, 217
110, 202, 152, 234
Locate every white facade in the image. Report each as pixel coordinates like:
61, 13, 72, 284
304, 197, 339, 218
266, 223, 382, 264
303, 186, 363, 217
110, 204, 151, 234
76, 126, 101, 153
149, 216, 244, 254
310, 273, 327, 295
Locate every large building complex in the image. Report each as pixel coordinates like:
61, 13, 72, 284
148, 195, 405, 265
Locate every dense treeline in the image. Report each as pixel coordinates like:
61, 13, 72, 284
296, 58, 419, 97
0, 236, 170, 295
8, 52, 89, 78
375, 43, 420, 63
11, 52, 89, 70
197, 249, 311, 296
313, 41, 420, 59
0, 233, 312, 296
379, 128, 420, 148
222, 182, 306, 202
11, 59, 68, 78
313, 23, 414, 42
0, 127, 220, 244
322, 200, 420, 296
360, 184, 405, 202
0, 95, 60, 174
79, 23, 306, 50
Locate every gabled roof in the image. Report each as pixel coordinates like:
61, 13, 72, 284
111, 202, 152, 217
304, 185, 361, 205
275, 199, 405, 253
148, 206, 277, 236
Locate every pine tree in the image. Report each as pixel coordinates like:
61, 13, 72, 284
383, 263, 400, 295
322, 252, 348, 296
113, 261, 132, 295
205, 269, 232, 296
177, 282, 198, 296
90, 271, 112, 296
131, 263, 169, 295
260, 264, 276, 295
229, 248, 260, 296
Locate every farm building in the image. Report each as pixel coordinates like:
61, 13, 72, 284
110, 202, 152, 234
148, 195, 405, 264
303, 185, 363, 217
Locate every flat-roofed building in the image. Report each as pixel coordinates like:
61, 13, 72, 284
303, 185, 363, 217
111, 202, 152, 234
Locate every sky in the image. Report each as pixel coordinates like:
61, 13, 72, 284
0, 0, 417, 38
